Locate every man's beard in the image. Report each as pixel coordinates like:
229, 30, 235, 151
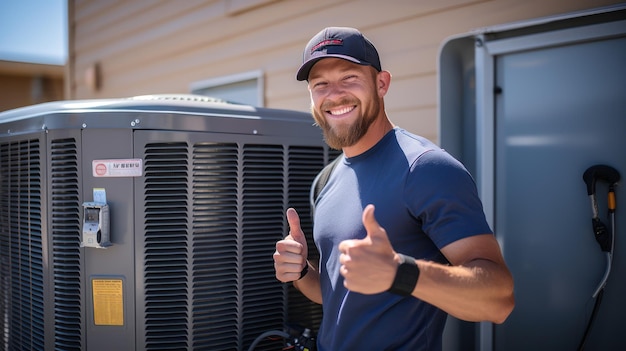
311, 97, 379, 150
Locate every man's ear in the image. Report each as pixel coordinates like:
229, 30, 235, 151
377, 70, 392, 97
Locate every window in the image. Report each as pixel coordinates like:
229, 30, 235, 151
190, 70, 264, 107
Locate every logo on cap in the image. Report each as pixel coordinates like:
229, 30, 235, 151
311, 39, 343, 54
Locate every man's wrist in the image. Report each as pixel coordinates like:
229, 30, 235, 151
388, 254, 419, 296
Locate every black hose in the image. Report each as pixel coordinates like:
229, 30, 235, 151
577, 288, 604, 351
247, 330, 290, 351
579, 165, 619, 350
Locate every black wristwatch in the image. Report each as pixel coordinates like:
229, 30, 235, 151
297, 262, 309, 280
388, 254, 419, 296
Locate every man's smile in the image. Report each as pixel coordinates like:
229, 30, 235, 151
327, 105, 356, 116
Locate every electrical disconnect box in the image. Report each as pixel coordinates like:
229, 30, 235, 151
81, 202, 111, 249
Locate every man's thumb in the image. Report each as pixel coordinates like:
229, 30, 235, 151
286, 208, 307, 246
362, 204, 387, 242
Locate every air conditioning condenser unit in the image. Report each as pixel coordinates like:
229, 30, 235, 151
0, 95, 335, 351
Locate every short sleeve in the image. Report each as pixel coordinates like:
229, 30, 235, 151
404, 149, 493, 249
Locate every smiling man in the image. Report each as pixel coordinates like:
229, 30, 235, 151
273, 27, 515, 350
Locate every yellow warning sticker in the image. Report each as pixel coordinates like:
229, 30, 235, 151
92, 279, 124, 326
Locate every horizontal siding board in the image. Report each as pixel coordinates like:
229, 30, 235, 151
74, 0, 162, 48
386, 74, 438, 113
75, 1, 219, 64
75, 0, 319, 67
390, 107, 439, 143
73, 0, 123, 23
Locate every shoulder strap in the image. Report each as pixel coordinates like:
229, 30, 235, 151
309, 155, 341, 218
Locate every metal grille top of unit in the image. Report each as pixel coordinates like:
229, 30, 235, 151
129, 94, 230, 104
0, 95, 316, 138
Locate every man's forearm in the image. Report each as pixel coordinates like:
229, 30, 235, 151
413, 258, 514, 324
293, 261, 323, 304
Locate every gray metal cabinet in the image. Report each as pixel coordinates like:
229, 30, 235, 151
440, 5, 626, 351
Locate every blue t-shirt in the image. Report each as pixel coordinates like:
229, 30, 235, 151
312, 127, 492, 351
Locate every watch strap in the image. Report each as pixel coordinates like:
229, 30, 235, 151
388, 254, 419, 296
298, 262, 309, 280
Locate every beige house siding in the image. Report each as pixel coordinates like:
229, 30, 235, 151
0, 60, 64, 112
67, 0, 623, 142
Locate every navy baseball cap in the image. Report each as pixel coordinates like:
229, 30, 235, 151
296, 27, 381, 81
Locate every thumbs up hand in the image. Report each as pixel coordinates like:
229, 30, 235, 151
274, 208, 309, 283
338, 204, 399, 294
